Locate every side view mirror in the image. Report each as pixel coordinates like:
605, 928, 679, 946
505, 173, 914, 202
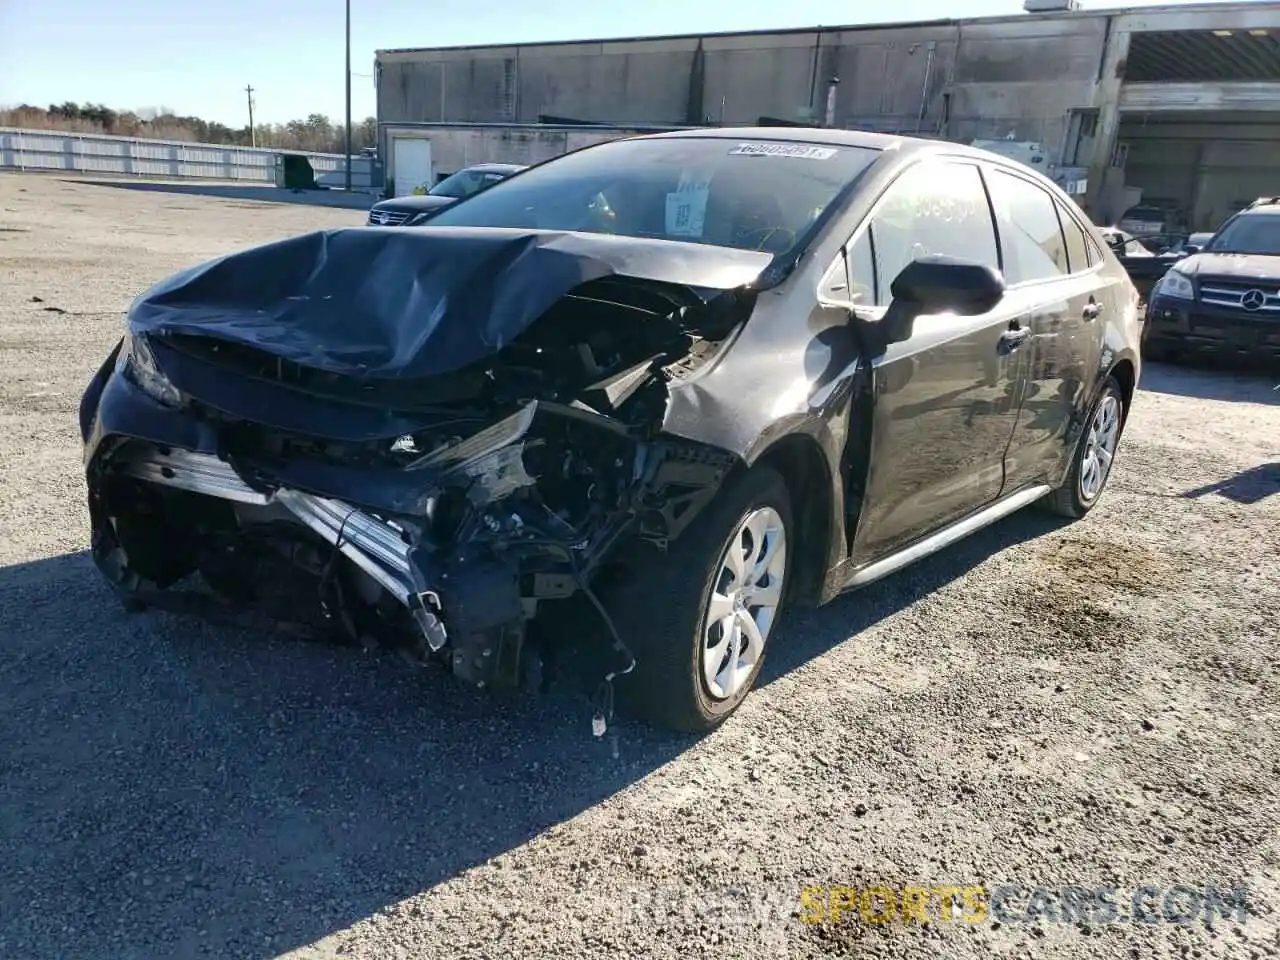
1182, 244, 1202, 256
890, 256, 1006, 317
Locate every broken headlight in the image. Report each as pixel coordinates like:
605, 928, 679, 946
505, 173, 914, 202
119, 332, 184, 407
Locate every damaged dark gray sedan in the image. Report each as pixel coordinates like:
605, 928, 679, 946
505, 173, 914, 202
80, 129, 1142, 732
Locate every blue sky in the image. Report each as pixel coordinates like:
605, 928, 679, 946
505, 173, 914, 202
1, 0, 1195, 126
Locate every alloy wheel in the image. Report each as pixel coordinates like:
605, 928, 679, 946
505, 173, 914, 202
702, 506, 787, 701
1080, 393, 1121, 502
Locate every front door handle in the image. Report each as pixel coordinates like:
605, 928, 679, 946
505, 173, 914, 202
1083, 301, 1102, 321
998, 326, 1031, 353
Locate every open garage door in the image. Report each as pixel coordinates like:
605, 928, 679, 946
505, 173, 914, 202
1116, 110, 1280, 232
1113, 28, 1280, 232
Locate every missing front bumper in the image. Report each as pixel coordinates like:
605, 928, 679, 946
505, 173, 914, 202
98, 442, 468, 666
113, 444, 424, 608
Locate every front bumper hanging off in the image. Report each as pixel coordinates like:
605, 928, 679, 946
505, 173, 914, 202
115, 445, 423, 607
101, 441, 461, 659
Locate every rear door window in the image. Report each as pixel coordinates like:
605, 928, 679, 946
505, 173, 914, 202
986, 169, 1069, 284
1086, 235, 1104, 267
1057, 201, 1091, 274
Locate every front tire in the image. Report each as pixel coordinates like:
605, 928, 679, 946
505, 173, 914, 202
1045, 376, 1125, 519
612, 466, 793, 733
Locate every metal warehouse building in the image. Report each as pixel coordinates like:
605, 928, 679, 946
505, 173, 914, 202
375, 0, 1280, 229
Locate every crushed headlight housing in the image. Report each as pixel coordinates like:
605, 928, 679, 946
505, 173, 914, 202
119, 332, 184, 407
1155, 268, 1194, 301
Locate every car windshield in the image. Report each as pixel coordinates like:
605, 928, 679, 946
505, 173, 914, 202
1206, 214, 1280, 255
426, 136, 879, 255
1122, 206, 1164, 221
429, 168, 503, 199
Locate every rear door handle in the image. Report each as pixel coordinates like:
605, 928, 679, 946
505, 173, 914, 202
1083, 302, 1102, 321
998, 326, 1031, 353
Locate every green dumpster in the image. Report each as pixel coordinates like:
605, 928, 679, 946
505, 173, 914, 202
273, 153, 318, 190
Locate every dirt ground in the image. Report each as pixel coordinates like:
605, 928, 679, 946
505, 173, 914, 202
1, 172, 1278, 960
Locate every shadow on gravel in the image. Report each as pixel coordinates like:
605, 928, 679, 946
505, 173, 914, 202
759, 507, 1065, 687
0, 509, 1062, 959
68, 178, 375, 211
1139, 360, 1279, 404
1181, 462, 1280, 505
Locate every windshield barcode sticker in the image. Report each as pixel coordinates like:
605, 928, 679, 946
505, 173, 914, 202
665, 171, 712, 238
729, 142, 837, 160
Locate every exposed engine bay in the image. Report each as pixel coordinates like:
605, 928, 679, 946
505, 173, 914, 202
83, 229, 764, 712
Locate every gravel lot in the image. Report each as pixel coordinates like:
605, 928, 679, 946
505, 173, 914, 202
2, 172, 1278, 960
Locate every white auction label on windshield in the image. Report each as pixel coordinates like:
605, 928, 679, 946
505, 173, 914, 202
665, 170, 712, 238
729, 142, 837, 160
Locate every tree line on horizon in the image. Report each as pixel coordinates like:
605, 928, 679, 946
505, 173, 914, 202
0, 102, 379, 155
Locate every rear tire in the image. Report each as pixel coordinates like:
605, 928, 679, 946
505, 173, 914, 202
610, 466, 793, 733
1046, 376, 1125, 519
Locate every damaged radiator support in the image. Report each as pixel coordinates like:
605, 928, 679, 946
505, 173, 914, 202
113, 445, 444, 639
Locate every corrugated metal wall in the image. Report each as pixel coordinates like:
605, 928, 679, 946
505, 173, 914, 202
0, 128, 376, 189
379, 122, 684, 179
376, 14, 1110, 154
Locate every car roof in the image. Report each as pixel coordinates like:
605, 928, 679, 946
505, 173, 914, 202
463, 162, 526, 174
645, 126, 897, 149
635, 126, 1097, 200
639, 125, 1060, 169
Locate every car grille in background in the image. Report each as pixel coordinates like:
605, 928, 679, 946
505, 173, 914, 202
1199, 277, 1280, 314
366, 209, 413, 226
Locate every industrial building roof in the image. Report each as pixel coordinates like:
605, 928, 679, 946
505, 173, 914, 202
376, 1, 1273, 56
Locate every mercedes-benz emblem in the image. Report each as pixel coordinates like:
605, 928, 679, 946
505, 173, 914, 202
1240, 288, 1267, 311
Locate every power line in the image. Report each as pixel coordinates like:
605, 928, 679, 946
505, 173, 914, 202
344, 0, 352, 191
245, 84, 256, 148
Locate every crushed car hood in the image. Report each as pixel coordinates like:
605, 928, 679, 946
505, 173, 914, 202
127, 227, 772, 380
1176, 252, 1280, 279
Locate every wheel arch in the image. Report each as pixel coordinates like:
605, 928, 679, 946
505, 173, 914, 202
1108, 356, 1137, 418
1052, 354, 1136, 490
752, 433, 839, 607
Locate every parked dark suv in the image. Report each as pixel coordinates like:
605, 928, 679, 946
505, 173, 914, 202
1144, 197, 1280, 365
81, 129, 1142, 732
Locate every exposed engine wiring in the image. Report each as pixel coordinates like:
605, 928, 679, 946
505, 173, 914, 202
317, 508, 359, 641
536, 536, 636, 737
584, 580, 635, 741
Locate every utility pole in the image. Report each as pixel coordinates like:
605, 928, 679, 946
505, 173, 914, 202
245, 85, 256, 148
344, 0, 352, 191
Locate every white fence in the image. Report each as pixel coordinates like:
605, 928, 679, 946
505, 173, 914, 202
0, 127, 376, 189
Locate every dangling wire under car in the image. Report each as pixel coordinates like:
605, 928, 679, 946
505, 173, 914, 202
533, 537, 636, 738
317, 507, 360, 641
